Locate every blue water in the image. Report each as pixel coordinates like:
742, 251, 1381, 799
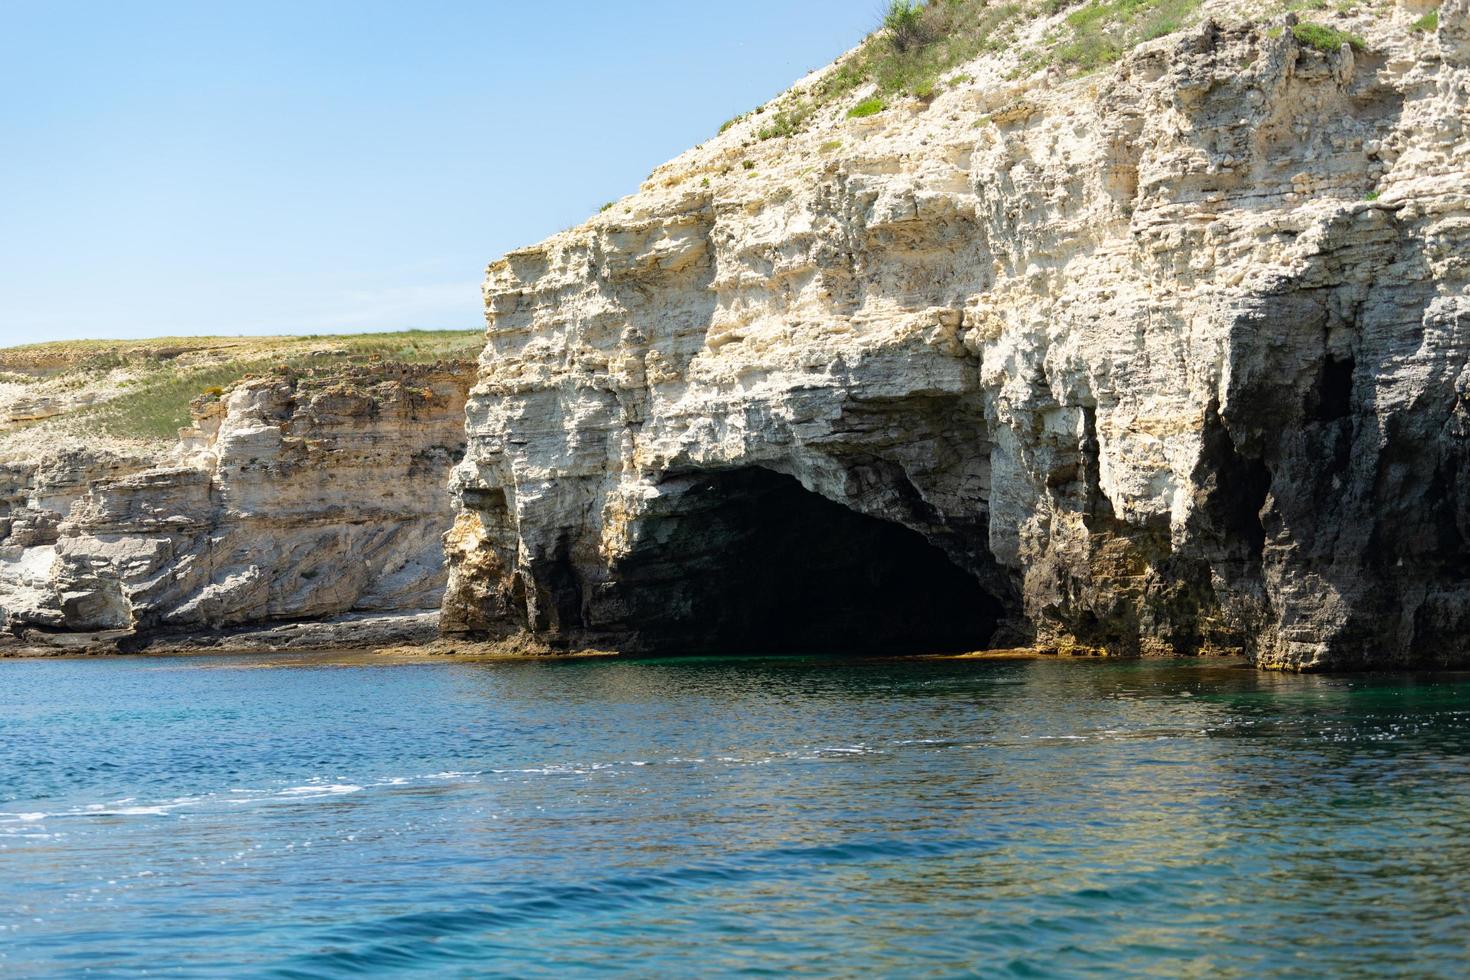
2, 653, 1469, 977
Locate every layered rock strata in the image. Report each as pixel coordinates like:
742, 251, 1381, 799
0, 363, 473, 648
443, 3, 1470, 670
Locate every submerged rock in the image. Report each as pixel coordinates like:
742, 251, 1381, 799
443, 6, 1470, 670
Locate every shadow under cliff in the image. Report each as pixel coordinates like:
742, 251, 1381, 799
609, 468, 1005, 657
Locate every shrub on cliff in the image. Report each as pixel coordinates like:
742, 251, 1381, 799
758, 100, 815, 140
884, 1, 930, 51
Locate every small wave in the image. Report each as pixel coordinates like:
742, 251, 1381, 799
273, 834, 994, 975
1, 782, 365, 825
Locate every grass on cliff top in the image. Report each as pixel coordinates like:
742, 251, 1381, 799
1049, 0, 1204, 69
741, 0, 1206, 140
0, 329, 482, 375
815, 0, 1031, 108
5, 330, 484, 443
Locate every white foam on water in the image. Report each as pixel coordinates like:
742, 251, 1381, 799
277, 784, 363, 797
0, 761, 686, 828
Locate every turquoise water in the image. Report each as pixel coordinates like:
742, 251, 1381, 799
2, 654, 1469, 977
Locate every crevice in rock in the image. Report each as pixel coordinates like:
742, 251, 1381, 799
1079, 404, 1118, 529
536, 533, 585, 633
613, 467, 1004, 655
1194, 401, 1271, 565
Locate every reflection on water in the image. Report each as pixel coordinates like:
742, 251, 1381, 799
2, 654, 1468, 976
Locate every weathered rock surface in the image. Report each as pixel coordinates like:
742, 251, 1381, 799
0, 363, 474, 646
443, 3, 1469, 670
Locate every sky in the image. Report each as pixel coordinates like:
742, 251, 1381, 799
0, 0, 879, 344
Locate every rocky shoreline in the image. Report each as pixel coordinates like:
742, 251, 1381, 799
0, 611, 441, 657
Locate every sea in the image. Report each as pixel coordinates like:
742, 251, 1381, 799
2, 652, 1468, 977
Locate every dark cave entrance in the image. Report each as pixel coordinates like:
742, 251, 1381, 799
615, 467, 1003, 656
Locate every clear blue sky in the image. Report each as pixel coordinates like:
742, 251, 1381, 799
0, 0, 878, 344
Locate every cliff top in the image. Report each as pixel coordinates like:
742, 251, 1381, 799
0, 330, 484, 457
526, 0, 1443, 261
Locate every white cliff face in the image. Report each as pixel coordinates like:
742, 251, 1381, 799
444, 3, 1470, 669
0, 363, 473, 641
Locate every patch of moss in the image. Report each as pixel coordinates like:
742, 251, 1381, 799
1291, 21, 1367, 52
847, 96, 887, 118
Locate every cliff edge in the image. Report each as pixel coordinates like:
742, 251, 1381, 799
0, 334, 479, 651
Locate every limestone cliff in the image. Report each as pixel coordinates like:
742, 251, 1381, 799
0, 361, 474, 648
443, 1, 1469, 670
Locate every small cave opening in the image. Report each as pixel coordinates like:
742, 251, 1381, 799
1309, 354, 1356, 423
614, 467, 1004, 656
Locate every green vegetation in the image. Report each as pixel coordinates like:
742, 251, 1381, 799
3, 331, 484, 443
758, 100, 815, 140
819, 139, 844, 152
1412, 8, 1439, 30
818, 0, 1028, 109
884, 1, 930, 51
1364, 189, 1381, 201
721, 0, 1218, 144
1291, 21, 1367, 51
600, 202, 615, 212
1053, 0, 1204, 69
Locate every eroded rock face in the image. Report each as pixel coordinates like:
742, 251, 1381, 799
0, 363, 473, 636
444, 8, 1469, 670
